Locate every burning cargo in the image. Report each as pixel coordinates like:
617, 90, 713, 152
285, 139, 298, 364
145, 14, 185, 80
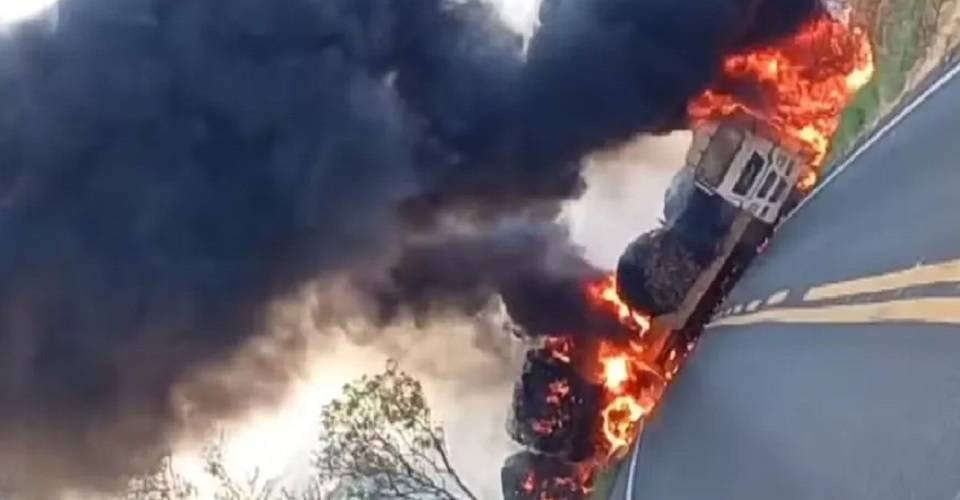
501, 451, 593, 500
509, 341, 604, 461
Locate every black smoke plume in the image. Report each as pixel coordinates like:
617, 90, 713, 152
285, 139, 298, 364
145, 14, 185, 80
0, 0, 818, 493
373, 222, 607, 338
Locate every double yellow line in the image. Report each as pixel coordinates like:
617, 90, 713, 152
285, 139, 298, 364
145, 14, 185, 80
804, 258, 960, 301
710, 258, 960, 328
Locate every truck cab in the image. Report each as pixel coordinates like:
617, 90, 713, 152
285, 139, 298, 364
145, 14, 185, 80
686, 121, 804, 224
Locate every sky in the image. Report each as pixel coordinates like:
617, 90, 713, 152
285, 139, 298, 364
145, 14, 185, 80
0, 0, 689, 498
0, 0, 57, 24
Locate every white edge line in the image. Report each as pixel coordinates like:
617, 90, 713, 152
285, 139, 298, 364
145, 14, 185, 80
624, 430, 642, 500
783, 59, 960, 223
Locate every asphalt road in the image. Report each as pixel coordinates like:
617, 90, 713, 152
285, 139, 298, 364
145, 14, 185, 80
611, 64, 960, 500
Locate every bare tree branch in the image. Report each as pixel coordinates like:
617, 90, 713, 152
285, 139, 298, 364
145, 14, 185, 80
313, 360, 478, 500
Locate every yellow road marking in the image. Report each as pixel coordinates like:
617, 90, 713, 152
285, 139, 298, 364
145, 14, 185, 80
766, 289, 790, 305
709, 297, 960, 328
804, 258, 960, 302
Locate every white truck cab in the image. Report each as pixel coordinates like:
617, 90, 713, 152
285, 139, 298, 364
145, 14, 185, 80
685, 121, 805, 224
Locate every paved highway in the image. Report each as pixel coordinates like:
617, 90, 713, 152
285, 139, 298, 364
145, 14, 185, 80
611, 63, 960, 500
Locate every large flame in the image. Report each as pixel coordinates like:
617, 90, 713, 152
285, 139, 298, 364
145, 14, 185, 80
601, 396, 647, 452
539, 274, 667, 459
689, 12, 874, 176
587, 276, 666, 457
587, 275, 652, 334
601, 355, 630, 392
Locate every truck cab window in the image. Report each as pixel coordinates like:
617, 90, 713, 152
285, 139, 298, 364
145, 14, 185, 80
733, 152, 765, 195
757, 171, 777, 198
771, 178, 789, 202
697, 127, 743, 188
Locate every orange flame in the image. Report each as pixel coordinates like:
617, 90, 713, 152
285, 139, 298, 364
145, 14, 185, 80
585, 275, 668, 456
602, 355, 630, 393
601, 396, 647, 453
689, 13, 874, 176
798, 169, 819, 191
587, 275, 652, 334
596, 346, 664, 456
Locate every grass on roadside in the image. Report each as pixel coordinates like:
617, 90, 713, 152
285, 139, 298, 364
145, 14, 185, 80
827, 0, 949, 165
590, 459, 625, 500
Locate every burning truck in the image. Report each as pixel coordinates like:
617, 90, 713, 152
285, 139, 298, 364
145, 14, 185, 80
617, 116, 806, 323
502, 7, 873, 500
618, 9, 876, 328
501, 116, 807, 500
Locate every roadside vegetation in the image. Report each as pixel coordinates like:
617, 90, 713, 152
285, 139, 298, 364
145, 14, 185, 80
588, 461, 623, 500
828, 0, 960, 164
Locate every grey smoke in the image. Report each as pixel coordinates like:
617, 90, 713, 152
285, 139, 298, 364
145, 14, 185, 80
0, 0, 817, 494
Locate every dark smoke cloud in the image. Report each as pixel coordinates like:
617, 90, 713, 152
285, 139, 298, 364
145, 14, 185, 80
373, 221, 604, 337
394, 0, 819, 216
0, 0, 817, 494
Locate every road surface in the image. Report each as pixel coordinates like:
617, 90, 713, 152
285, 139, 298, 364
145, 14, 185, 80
611, 63, 960, 500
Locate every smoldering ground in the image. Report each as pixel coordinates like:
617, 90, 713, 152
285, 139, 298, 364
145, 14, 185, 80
0, 0, 818, 494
